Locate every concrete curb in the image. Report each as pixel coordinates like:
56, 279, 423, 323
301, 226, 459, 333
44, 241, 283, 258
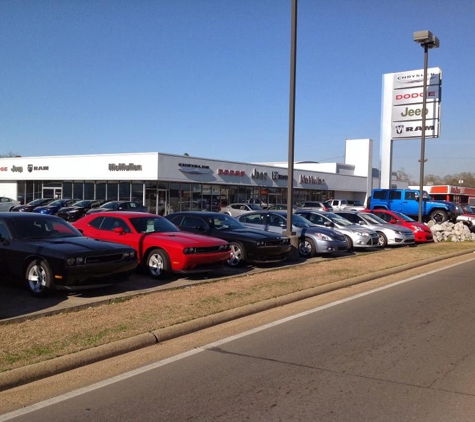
1, 249, 473, 392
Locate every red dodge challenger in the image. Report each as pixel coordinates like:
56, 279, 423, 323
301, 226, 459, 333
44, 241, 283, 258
73, 212, 231, 278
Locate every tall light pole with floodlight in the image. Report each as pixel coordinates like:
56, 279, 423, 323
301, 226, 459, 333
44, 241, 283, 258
413, 30, 439, 223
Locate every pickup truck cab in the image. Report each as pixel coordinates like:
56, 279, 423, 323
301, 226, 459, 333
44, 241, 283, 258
324, 199, 366, 211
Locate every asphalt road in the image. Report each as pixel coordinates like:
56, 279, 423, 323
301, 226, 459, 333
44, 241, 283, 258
4, 258, 475, 421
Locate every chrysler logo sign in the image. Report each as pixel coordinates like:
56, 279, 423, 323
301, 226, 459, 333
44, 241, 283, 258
178, 163, 212, 174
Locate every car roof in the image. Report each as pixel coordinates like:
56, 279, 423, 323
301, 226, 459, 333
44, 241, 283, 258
86, 211, 156, 218
169, 211, 226, 217
0, 212, 59, 219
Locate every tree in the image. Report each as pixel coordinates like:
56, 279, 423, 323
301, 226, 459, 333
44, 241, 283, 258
394, 168, 417, 184
0, 151, 20, 157
395, 168, 475, 187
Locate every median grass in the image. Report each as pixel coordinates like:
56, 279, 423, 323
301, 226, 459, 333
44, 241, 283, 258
0, 242, 474, 373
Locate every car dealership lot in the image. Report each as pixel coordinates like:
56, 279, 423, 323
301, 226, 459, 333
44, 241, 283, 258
0, 251, 360, 323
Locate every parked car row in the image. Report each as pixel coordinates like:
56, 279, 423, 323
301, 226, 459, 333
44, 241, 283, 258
6, 198, 148, 219
0, 197, 442, 299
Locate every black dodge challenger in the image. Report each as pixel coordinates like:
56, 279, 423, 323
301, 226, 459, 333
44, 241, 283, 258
0, 213, 138, 297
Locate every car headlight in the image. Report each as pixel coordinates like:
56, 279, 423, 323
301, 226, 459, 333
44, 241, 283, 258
256, 241, 265, 247
411, 225, 423, 232
183, 247, 196, 254
66, 257, 84, 266
123, 251, 135, 259
355, 231, 370, 237
315, 233, 331, 241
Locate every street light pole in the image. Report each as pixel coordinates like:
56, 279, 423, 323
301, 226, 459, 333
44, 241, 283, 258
413, 30, 439, 223
285, 0, 297, 237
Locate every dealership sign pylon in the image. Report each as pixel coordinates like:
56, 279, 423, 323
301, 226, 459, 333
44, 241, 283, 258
380, 68, 442, 189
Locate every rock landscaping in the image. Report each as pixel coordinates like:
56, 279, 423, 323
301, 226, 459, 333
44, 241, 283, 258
428, 220, 475, 242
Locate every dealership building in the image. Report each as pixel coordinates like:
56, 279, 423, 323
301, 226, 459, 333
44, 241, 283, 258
0, 139, 374, 214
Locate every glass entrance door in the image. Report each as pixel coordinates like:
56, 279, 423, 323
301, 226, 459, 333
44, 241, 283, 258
145, 188, 169, 215
43, 187, 62, 199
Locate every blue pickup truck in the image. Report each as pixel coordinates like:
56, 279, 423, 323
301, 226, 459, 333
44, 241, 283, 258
369, 189, 455, 223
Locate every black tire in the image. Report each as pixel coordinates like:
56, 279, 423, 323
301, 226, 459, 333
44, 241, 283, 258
345, 235, 353, 252
146, 248, 170, 279
298, 237, 316, 258
228, 241, 246, 267
429, 209, 448, 223
26, 259, 53, 298
377, 231, 388, 247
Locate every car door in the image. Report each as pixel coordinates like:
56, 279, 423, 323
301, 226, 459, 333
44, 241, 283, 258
298, 212, 325, 227
86, 216, 133, 244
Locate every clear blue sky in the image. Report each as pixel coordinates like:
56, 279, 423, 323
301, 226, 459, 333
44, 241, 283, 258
1, 0, 474, 180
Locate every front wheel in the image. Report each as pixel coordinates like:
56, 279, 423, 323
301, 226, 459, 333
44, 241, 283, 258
298, 237, 316, 257
345, 235, 353, 252
146, 248, 170, 279
228, 242, 246, 267
377, 231, 388, 247
429, 209, 448, 223
26, 260, 53, 297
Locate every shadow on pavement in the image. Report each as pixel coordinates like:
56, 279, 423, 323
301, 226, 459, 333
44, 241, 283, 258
0, 252, 355, 323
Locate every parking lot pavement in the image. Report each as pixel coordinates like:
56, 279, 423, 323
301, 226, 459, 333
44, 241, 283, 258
1, 254, 337, 324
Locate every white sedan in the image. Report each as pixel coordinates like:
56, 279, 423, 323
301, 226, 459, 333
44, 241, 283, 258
220, 203, 263, 217
0, 197, 20, 212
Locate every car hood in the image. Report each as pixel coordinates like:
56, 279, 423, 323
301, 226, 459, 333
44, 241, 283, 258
301, 226, 345, 238
407, 222, 432, 232
21, 237, 133, 254
11, 205, 35, 211
335, 223, 376, 234
34, 206, 59, 212
362, 222, 413, 234
59, 206, 84, 212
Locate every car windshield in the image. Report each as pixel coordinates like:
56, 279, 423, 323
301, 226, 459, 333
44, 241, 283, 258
291, 214, 314, 228
130, 216, 180, 233
324, 212, 354, 227
249, 204, 263, 210
208, 214, 245, 230
361, 213, 387, 224
10, 217, 82, 240
102, 202, 118, 210
48, 199, 67, 207
392, 211, 415, 222
28, 199, 48, 206
72, 200, 91, 207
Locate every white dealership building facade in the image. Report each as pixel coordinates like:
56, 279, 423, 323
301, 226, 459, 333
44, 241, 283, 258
0, 139, 374, 214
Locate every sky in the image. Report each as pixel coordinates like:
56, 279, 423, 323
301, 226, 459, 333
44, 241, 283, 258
1, 0, 474, 181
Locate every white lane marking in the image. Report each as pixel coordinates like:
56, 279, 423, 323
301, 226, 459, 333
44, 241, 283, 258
1, 257, 473, 421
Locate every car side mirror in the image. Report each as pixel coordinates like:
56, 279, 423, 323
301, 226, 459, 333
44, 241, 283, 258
389, 219, 397, 224
324, 221, 333, 227
113, 227, 125, 234
194, 225, 206, 232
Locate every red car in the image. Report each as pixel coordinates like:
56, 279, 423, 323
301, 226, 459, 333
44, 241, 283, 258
366, 209, 433, 243
73, 212, 231, 278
